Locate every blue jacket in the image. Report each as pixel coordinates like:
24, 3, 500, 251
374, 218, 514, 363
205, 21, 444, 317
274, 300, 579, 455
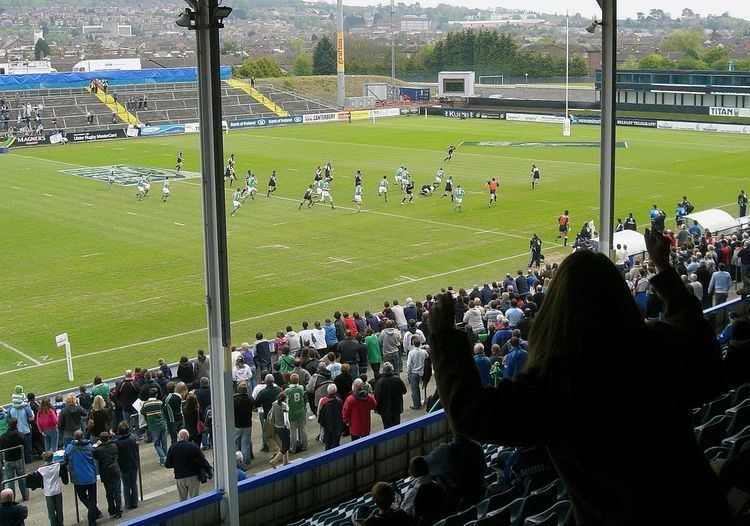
474, 355, 492, 387
64, 439, 97, 485
491, 328, 513, 347
504, 348, 529, 380
717, 323, 733, 346
323, 325, 338, 346
8, 405, 33, 434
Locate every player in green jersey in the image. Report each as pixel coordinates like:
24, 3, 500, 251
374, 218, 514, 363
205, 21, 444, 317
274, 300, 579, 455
162, 177, 171, 202
230, 189, 243, 216
453, 185, 465, 212
378, 176, 389, 203
354, 183, 363, 212
320, 180, 334, 209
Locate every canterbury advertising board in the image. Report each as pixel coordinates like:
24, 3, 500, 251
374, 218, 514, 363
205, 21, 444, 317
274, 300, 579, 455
303, 112, 339, 124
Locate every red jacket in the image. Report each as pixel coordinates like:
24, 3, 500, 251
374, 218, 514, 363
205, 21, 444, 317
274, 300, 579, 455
36, 408, 58, 433
342, 391, 377, 436
343, 317, 358, 338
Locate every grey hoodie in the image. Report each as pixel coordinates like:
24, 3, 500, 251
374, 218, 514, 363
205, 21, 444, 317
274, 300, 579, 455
379, 328, 402, 358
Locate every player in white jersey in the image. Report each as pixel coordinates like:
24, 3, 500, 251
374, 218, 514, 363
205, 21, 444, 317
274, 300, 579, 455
394, 166, 404, 186
135, 176, 145, 201
320, 180, 334, 209
530, 164, 540, 190
354, 184, 363, 212
230, 189, 243, 216
143, 172, 152, 197
162, 177, 171, 202
400, 168, 410, 191
107, 170, 115, 189
244, 171, 257, 201
378, 176, 389, 203
434, 167, 445, 188
176, 151, 184, 172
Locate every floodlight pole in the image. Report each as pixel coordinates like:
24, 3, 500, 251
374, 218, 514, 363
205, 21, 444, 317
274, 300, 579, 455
193, 1, 239, 525
337, 0, 345, 109
565, 12, 569, 120
391, 0, 396, 100
598, 0, 616, 258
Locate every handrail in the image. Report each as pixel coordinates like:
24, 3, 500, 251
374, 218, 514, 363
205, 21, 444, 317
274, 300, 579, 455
118, 490, 223, 526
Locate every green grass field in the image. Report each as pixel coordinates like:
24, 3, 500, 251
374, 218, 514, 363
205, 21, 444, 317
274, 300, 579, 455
1, 116, 748, 396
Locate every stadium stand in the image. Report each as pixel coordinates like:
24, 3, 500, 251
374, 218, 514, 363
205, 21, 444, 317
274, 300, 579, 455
0, 80, 336, 134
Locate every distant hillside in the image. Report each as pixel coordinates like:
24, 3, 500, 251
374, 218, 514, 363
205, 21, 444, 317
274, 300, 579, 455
258, 75, 411, 105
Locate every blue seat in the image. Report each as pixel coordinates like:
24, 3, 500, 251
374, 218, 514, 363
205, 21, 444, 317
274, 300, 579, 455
434, 507, 478, 526
721, 425, 750, 451
524, 500, 573, 526
695, 414, 729, 449
702, 393, 732, 424
475, 507, 512, 526
478, 486, 523, 518
732, 383, 750, 406
503, 481, 559, 526
726, 400, 750, 436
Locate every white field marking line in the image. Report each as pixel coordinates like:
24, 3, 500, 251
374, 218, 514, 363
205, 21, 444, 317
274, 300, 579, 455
83, 202, 93, 206
127, 211, 138, 216
0, 340, 43, 366
11, 186, 20, 190
81, 253, 101, 258
174, 222, 186, 226
0, 246, 561, 376
257, 244, 289, 249
326, 256, 356, 264
43, 193, 53, 197
537, 199, 552, 203
257, 272, 276, 279
134, 296, 163, 304
8, 153, 82, 167
270, 195, 555, 246
410, 241, 429, 247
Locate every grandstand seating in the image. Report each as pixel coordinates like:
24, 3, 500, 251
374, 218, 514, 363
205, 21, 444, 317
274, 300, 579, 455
1, 80, 336, 133
288, 383, 750, 526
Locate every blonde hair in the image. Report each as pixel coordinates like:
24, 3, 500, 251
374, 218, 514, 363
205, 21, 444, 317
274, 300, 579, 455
92, 395, 106, 412
65, 393, 77, 405
176, 382, 188, 399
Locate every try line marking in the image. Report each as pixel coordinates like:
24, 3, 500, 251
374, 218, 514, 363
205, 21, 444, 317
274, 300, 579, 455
0, 340, 43, 366
0, 246, 562, 377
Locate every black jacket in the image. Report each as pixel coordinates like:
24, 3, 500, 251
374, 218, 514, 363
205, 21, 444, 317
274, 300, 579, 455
0, 429, 25, 461
116, 433, 140, 474
138, 380, 163, 401
117, 380, 140, 411
165, 440, 212, 480
0, 501, 27, 526
373, 372, 407, 417
195, 386, 212, 415
318, 396, 344, 434
233, 393, 254, 428
93, 440, 121, 482
176, 363, 195, 386
724, 338, 750, 389
337, 338, 365, 365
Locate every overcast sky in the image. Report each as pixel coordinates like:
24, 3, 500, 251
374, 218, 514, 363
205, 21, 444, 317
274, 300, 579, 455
333, 1, 750, 21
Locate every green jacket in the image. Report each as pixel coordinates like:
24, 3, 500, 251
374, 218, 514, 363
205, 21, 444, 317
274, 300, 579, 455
279, 354, 295, 375
91, 383, 110, 403
285, 384, 306, 421
364, 335, 382, 365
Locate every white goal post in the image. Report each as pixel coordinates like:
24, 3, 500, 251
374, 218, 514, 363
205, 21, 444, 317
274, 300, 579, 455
478, 75, 504, 85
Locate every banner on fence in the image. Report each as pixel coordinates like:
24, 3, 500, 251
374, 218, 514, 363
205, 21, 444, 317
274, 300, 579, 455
572, 115, 657, 128
709, 107, 750, 118
368, 107, 400, 119
49, 132, 64, 144
126, 126, 140, 137
184, 122, 200, 133
506, 113, 566, 124
303, 112, 338, 124
11, 134, 50, 147
67, 129, 128, 143
656, 120, 750, 135
227, 115, 303, 130
140, 124, 186, 137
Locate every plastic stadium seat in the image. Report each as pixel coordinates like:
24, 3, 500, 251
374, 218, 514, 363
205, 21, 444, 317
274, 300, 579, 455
721, 425, 750, 451
695, 414, 729, 449
702, 393, 732, 424
523, 500, 573, 526
434, 507, 478, 526
504, 481, 559, 526
732, 383, 750, 406
473, 507, 512, 526
693, 407, 705, 427
478, 486, 523, 518
726, 400, 750, 436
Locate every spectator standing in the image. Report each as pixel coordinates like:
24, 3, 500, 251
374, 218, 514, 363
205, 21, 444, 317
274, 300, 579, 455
255, 375, 281, 452
463, 298, 485, 335
93, 432, 122, 519
428, 231, 730, 525
364, 329, 383, 376
163, 382, 184, 447
708, 263, 732, 305
233, 382, 254, 470
253, 334, 273, 374
37, 451, 65, 526
473, 344, 492, 387
342, 379, 377, 439
183, 393, 202, 446
0, 488, 27, 526
115, 371, 140, 432
176, 356, 195, 387
504, 337, 529, 380
406, 338, 429, 410
318, 384, 344, 450
193, 350, 210, 386
64, 430, 101, 525
57, 393, 82, 447
165, 429, 212, 502
739, 190, 748, 217
269, 392, 291, 468
1, 418, 28, 501
306, 363, 333, 417
8, 389, 33, 463
88, 395, 110, 438
373, 363, 406, 429
285, 326, 301, 356
391, 300, 408, 331
337, 330, 365, 378
115, 422, 139, 510
334, 363, 355, 403
36, 397, 58, 453
140, 389, 168, 465
231, 356, 253, 387
379, 321, 402, 373
286, 374, 308, 454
